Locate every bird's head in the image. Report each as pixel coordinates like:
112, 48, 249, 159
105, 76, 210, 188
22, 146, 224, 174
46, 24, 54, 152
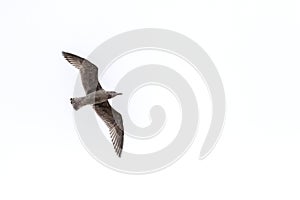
107, 91, 123, 98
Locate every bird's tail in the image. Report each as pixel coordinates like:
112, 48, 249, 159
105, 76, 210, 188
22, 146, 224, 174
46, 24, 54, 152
70, 97, 83, 111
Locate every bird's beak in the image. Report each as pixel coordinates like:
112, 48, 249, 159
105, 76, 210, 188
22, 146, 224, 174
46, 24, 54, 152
116, 92, 123, 95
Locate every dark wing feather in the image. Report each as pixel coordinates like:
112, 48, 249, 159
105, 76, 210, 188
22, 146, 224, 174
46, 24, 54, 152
62, 51, 102, 94
93, 104, 124, 157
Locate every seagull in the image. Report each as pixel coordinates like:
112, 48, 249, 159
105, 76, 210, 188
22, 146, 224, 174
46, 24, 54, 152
62, 51, 124, 157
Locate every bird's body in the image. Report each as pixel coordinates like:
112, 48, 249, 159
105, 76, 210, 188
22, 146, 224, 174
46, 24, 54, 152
62, 51, 124, 157
70, 90, 122, 110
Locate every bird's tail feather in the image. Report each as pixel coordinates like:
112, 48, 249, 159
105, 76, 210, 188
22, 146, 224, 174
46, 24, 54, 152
70, 98, 82, 111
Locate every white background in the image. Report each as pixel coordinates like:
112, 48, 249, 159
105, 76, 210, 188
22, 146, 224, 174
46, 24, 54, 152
1, 0, 300, 199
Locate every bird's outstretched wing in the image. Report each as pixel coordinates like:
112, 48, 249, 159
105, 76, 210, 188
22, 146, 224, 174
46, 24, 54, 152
93, 104, 124, 157
62, 51, 102, 94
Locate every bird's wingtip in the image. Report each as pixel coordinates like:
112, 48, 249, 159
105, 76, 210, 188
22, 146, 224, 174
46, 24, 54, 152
62, 51, 73, 61
62, 51, 68, 57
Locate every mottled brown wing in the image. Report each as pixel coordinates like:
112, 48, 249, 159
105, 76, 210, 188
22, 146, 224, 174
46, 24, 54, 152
93, 104, 124, 157
62, 51, 102, 94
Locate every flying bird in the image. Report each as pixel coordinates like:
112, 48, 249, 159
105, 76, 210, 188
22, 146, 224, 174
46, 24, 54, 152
62, 51, 124, 157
